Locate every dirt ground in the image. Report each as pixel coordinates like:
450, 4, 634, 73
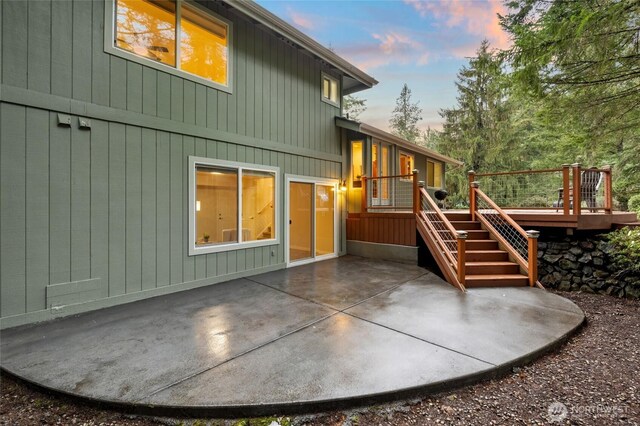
1, 290, 638, 426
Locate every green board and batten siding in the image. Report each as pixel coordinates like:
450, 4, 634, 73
0, 0, 343, 327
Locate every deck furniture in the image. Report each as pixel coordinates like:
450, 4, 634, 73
556, 168, 603, 213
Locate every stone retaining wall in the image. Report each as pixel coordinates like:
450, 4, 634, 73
537, 234, 640, 298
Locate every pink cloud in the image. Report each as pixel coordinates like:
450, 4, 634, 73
404, 0, 511, 51
287, 8, 316, 31
337, 31, 431, 71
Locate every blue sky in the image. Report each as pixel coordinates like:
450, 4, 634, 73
256, 0, 510, 131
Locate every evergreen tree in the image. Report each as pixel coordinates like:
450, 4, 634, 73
343, 95, 367, 121
389, 84, 423, 142
436, 40, 520, 203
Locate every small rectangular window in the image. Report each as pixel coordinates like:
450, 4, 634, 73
427, 160, 443, 188
399, 152, 414, 176
113, 0, 230, 88
190, 157, 279, 255
351, 140, 363, 188
321, 73, 339, 105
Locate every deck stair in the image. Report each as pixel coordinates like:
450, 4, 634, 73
416, 187, 540, 291
445, 212, 529, 287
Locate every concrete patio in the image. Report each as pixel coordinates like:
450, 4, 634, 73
0, 256, 584, 417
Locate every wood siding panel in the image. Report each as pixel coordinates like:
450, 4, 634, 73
108, 123, 126, 296
2, 0, 28, 88
346, 213, 417, 247
141, 129, 157, 290
25, 108, 50, 312
1, 104, 27, 316
125, 126, 143, 293
72, 0, 93, 102
90, 120, 110, 298
70, 123, 92, 282
27, 0, 52, 93
156, 131, 171, 287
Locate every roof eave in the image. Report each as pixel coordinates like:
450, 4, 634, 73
224, 0, 378, 90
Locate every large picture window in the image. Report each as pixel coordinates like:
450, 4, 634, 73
111, 0, 230, 89
427, 160, 443, 188
189, 157, 279, 255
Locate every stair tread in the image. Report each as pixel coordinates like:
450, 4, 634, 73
466, 250, 508, 253
465, 261, 518, 266
466, 274, 527, 280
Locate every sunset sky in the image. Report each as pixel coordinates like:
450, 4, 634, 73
256, 0, 511, 132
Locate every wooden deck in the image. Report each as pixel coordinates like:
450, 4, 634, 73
448, 209, 638, 231
346, 212, 416, 246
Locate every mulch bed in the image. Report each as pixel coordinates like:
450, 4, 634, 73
1, 290, 638, 426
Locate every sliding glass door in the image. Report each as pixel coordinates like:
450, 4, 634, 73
286, 177, 338, 265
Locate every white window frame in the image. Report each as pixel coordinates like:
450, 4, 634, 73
104, 0, 233, 93
188, 156, 280, 256
321, 72, 340, 107
284, 175, 339, 267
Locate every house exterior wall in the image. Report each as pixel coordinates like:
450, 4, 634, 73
0, 0, 345, 327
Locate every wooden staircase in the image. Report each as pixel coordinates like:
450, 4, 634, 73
444, 212, 529, 287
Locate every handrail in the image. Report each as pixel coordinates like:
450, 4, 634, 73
361, 171, 418, 213
474, 168, 564, 177
475, 188, 529, 239
420, 187, 460, 236
471, 182, 541, 287
417, 186, 466, 291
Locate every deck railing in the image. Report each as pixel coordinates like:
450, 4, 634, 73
417, 185, 467, 290
470, 182, 541, 287
361, 171, 419, 213
471, 164, 612, 214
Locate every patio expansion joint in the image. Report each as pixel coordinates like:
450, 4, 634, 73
134, 311, 340, 403
244, 277, 343, 312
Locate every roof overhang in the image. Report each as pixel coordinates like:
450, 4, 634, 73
335, 117, 464, 166
223, 0, 378, 94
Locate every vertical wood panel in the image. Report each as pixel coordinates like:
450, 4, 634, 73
156, 131, 171, 286
90, 120, 109, 296
183, 80, 196, 125
92, 0, 110, 106
126, 62, 143, 113
277, 39, 285, 143
51, 0, 73, 97
0, 104, 26, 316
70, 125, 91, 282
170, 133, 183, 284
217, 92, 228, 132
27, 0, 51, 92
269, 37, 278, 142
182, 136, 195, 282
235, 19, 245, 136
170, 76, 184, 122
206, 88, 218, 129
110, 57, 127, 110
157, 72, 171, 119
194, 139, 207, 279
195, 85, 207, 127
254, 31, 263, 140
72, 0, 92, 102
245, 24, 255, 138
141, 128, 157, 290
49, 112, 71, 286
125, 126, 142, 293
25, 108, 50, 312
142, 67, 158, 116
2, 0, 28, 88
108, 123, 126, 296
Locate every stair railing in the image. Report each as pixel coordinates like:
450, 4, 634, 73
417, 184, 467, 291
470, 181, 542, 287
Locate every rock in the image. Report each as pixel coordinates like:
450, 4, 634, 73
559, 259, 579, 270
543, 254, 562, 264
578, 253, 592, 263
580, 284, 595, 293
558, 281, 572, 291
625, 285, 640, 299
593, 257, 604, 266
572, 276, 581, 284
538, 242, 548, 250
564, 253, 577, 262
569, 247, 582, 256
594, 270, 610, 279
580, 241, 595, 250
583, 266, 593, 275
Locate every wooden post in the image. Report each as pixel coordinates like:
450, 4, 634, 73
468, 170, 475, 220
572, 163, 582, 216
470, 181, 479, 221
562, 164, 571, 216
603, 165, 612, 214
412, 169, 419, 214
361, 176, 367, 213
456, 231, 468, 286
526, 230, 540, 287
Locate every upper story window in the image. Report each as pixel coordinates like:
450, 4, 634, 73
111, 0, 231, 90
351, 140, 363, 188
427, 160, 443, 188
321, 73, 339, 106
399, 151, 414, 177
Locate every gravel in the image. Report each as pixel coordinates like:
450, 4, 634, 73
1, 290, 638, 426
